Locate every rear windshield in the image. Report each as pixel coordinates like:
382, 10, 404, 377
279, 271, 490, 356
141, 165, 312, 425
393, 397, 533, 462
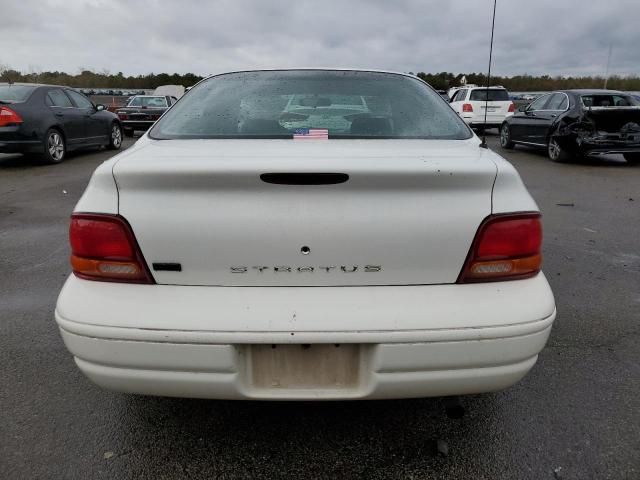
149, 70, 472, 139
581, 94, 637, 108
0, 85, 37, 103
127, 96, 168, 107
469, 89, 509, 102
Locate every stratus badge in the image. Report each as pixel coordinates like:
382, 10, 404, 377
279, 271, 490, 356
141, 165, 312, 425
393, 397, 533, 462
230, 265, 382, 273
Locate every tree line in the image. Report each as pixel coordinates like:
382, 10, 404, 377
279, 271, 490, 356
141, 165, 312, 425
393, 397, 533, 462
0, 68, 204, 89
1, 66, 639, 91
415, 72, 640, 92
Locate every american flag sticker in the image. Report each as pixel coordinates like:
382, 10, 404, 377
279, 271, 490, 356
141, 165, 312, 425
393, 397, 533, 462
293, 128, 329, 140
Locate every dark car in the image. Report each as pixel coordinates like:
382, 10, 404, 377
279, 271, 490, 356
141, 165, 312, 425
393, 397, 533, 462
499, 89, 640, 164
0, 83, 122, 163
115, 95, 177, 136
436, 90, 450, 101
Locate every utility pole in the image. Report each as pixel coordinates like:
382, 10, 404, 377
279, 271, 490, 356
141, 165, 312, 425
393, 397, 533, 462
604, 44, 613, 89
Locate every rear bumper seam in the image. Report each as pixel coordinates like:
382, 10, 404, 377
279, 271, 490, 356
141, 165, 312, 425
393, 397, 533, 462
56, 308, 556, 344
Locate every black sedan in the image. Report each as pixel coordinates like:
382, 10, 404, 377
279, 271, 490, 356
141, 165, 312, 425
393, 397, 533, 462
499, 89, 640, 164
0, 83, 122, 163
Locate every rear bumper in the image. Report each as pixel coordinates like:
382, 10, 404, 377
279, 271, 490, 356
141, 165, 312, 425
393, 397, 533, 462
0, 126, 44, 153
469, 122, 503, 129
55, 274, 556, 400
572, 135, 640, 156
460, 113, 512, 128
0, 139, 43, 154
121, 120, 154, 130
581, 145, 640, 156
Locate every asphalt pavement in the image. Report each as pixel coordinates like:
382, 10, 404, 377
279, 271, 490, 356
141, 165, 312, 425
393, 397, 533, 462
1, 134, 639, 479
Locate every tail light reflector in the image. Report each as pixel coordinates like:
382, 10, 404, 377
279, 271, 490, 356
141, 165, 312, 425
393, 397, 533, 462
69, 213, 154, 284
508, 102, 516, 113
0, 106, 23, 127
458, 213, 542, 283
462, 103, 474, 113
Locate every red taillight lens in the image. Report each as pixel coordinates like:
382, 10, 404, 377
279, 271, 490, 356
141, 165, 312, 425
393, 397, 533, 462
69, 214, 154, 283
508, 102, 516, 113
117, 112, 129, 120
457, 213, 542, 283
462, 103, 473, 113
0, 106, 23, 127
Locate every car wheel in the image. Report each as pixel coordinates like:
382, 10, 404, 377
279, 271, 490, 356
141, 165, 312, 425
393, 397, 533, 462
548, 137, 571, 163
108, 123, 123, 150
623, 153, 640, 164
42, 129, 66, 164
123, 127, 134, 137
500, 123, 515, 149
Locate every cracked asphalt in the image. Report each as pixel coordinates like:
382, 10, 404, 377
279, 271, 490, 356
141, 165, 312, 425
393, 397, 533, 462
1, 134, 639, 479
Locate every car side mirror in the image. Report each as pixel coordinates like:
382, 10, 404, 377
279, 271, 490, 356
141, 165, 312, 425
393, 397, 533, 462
95, 104, 106, 112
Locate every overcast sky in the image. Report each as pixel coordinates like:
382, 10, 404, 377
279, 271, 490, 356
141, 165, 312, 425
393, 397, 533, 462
2, 0, 639, 78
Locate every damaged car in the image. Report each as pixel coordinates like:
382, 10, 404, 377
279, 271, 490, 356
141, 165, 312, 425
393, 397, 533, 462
500, 89, 640, 164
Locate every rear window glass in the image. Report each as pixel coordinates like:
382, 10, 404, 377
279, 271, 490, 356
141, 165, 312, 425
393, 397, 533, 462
0, 85, 37, 103
150, 70, 472, 140
581, 95, 637, 107
127, 96, 168, 107
469, 89, 509, 101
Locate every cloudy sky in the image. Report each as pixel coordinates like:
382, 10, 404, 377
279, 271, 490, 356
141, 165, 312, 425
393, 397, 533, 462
2, 0, 639, 77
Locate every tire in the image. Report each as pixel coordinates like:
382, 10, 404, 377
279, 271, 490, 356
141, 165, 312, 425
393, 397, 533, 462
623, 153, 640, 164
548, 137, 572, 163
108, 122, 123, 150
41, 128, 66, 164
500, 123, 515, 149
123, 127, 134, 137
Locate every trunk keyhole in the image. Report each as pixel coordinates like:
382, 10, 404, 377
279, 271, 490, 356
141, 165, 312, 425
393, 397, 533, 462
301, 246, 311, 255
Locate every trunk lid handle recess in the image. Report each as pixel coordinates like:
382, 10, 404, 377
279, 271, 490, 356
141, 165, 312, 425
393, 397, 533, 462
260, 173, 349, 185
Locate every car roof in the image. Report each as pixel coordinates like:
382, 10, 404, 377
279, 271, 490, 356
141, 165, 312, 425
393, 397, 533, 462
0, 82, 68, 88
0, 83, 91, 93
559, 89, 627, 95
201, 68, 420, 81
458, 85, 506, 90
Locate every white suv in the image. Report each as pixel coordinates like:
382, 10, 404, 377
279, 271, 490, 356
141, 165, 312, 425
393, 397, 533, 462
450, 86, 515, 130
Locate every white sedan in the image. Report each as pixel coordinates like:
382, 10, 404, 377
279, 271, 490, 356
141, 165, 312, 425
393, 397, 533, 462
55, 69, 555, 400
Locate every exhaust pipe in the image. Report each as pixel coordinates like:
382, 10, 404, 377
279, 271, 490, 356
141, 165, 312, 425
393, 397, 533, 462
443, 396, 465, 419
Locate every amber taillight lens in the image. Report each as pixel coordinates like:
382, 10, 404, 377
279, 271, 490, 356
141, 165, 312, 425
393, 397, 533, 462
457, 213, 542, 283
69, 213, 154, 284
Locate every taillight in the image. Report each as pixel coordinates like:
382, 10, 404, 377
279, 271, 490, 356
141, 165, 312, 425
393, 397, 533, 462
0, 106, 23, 127
462, 103, 473, 113
508, 102, 516, 113
69, 213, 154, 284
457, 213, 542, 283
116, 111, 129, 120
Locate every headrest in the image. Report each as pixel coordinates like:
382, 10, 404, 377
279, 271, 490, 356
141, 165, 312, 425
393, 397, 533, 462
350, 117, 392, 135
239, 119, 289, 134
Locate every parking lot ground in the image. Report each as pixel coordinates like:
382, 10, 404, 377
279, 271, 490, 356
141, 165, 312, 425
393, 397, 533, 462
1, 134, 639, 479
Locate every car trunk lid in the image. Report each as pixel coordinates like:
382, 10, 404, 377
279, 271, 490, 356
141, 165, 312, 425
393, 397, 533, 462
113, 139, 497, 286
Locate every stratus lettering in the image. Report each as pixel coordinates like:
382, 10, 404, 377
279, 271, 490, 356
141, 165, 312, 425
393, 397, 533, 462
229, 265, 382, 273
